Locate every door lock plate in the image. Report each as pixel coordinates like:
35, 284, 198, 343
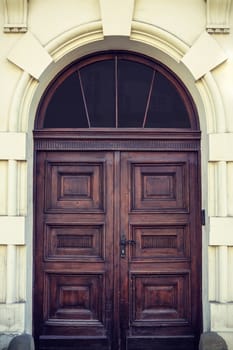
120, 233, 136, 257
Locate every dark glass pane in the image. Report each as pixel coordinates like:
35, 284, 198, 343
118, 59, 153, 127
80, 60, 115, 127
145, 72, 190, 128
43, 72, 88, 128
43, 55, 191, 129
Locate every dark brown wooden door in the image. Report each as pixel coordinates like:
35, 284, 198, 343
119, 151, 201, 350
34, 147, 201, 350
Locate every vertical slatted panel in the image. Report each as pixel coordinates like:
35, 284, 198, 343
217, 246, 228, 303
208, 162, 218, 216
0, 246, 7, 303
16, 246, 26, 302
18, 161, 27, 216
217, 161, 227, 216
227, 162, 233, 216
0, 161, 8, 215
228, 247, 233, 301
208, 246, 217, 301
6, 160, 17, 304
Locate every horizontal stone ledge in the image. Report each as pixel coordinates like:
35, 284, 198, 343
209, 133, 233, 161
0, 303, 25, 333
0, 216, 25, 245
209, 217, 233, 246
0, 133, 26, 160
210, 302, 233, 332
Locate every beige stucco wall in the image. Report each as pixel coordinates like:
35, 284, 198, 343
0, 0, 233, 348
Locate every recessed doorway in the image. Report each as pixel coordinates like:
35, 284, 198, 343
33, 52, 202, 350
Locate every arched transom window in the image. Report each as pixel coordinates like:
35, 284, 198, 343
36, 52, 198, 130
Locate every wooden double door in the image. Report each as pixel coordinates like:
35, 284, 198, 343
34, 144, 201, 350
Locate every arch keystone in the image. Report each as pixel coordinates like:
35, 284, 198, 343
100, 0, 134, 36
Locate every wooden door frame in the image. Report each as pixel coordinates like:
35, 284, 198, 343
33, 129, 202, 349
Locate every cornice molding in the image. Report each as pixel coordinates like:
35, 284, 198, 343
206, 0, 232, 33
3, 0, 28, 33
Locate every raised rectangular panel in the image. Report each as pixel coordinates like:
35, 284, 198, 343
131, 273, 190, 325
131, 163, 188, 211
45, 162, 104, 212
45, 273, 104, 325
45, 224, 104, 261
144, 175, 174, 198
131, 225, 190, 260
62, 175, 89, 196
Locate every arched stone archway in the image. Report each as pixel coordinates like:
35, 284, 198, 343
33, 50, 202, 350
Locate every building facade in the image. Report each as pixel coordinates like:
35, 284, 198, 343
0, 0, 233, 349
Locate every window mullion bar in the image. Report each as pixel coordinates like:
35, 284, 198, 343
142, 70, 156, 128
115, 56, 118, 128
78, 70, 91, 128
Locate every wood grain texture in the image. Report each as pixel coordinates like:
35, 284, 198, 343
34, 141, 201, 350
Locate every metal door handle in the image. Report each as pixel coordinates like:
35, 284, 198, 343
120, 233, 136, 257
